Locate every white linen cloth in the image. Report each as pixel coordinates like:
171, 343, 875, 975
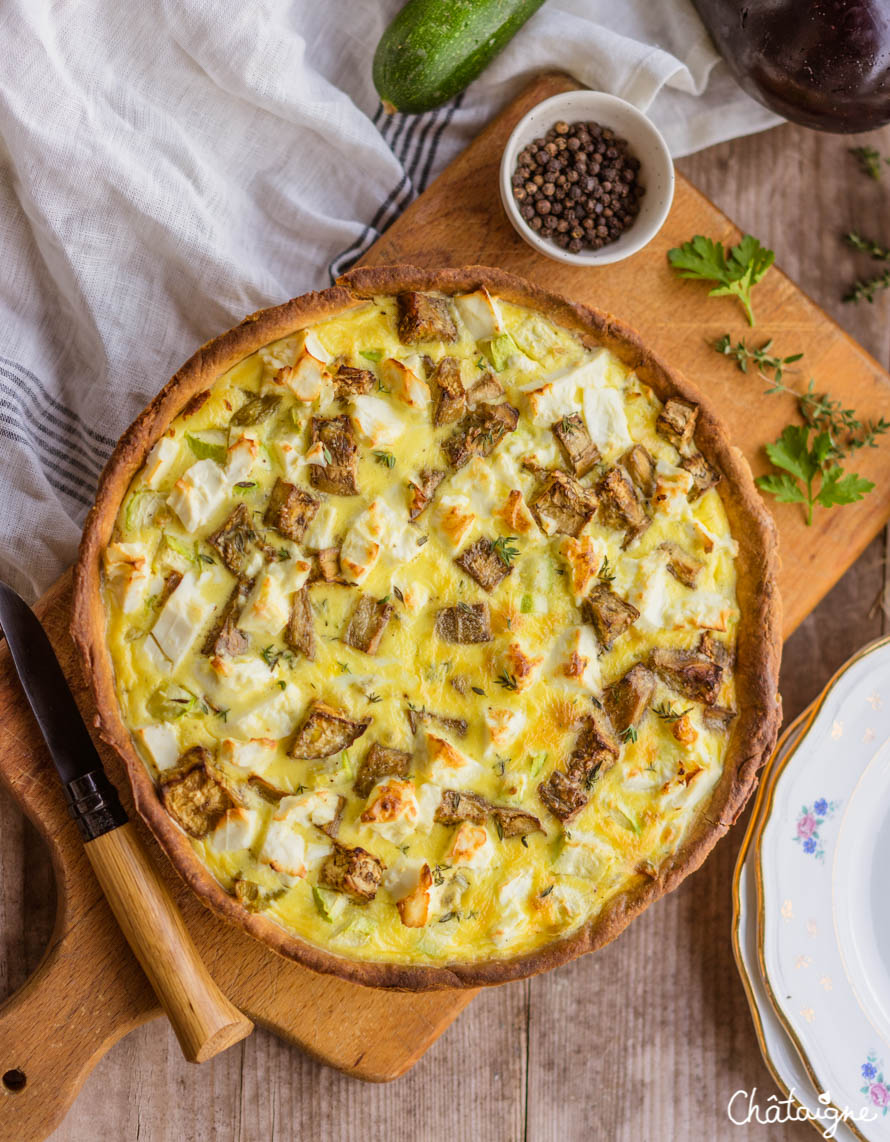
0, 0, 779, 600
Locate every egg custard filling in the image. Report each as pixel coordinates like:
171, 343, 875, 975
102, 288, 739, 965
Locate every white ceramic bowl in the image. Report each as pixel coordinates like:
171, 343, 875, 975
499, 90, 675, 267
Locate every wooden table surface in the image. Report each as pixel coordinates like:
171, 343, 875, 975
2, 116, 889, 1142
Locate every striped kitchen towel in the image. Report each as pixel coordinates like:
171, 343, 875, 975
0, 0, 777, 599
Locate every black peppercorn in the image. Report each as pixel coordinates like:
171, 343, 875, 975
511, 117, 644, 255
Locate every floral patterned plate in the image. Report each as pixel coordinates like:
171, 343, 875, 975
733, 713, 860, 1142
756, 636, 890, 1141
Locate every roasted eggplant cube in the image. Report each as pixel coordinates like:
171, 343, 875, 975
343, 595, 393, 655
314, 547, 341, 582
407, 468, 445, 520
490, 805, 542, 837
431, 356, 466, 426
467, 372, 504, 407
435, 603, 493, 644
308, 415, 359, 496
397, 292, 458, 344
552, 413, 600, 477
596, 467, 649, 545
661, 542, 704, 589
538, 770, 588, 821
656, 398, 698, 450
698, 630, 735, 672
581, 583, 640, 651
231, 392, 282, 427
621, 443, 656, 497
649, 647, 723, 705
702, 705, 737, 731
264, 478, 320, 543
441, 402, 519, 470
332, 364, 375, 398
529, 471, 598, 537
434, 788, 490, 825
572, 708, 621, 762
454, 537, 513, 592
160, 748, 233, 839
603, 663, 657, 734
288, 700, 370, 759
319, 842, 384, 902
208, 503, 262, 575
202, 578, 251, 658
406, 706, 468, 737
233, 877, 266, 911
284, 585, 315, 660
680, 452, 721, 501
354, 742, 413, 799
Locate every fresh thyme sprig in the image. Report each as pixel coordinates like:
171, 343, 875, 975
492, 536, 520, 567
844, 267, 890, 305
598, 556, 616, 583
764, 378, 890, 457
845, 231, 890, 261
495, 670, 519, 692
620, 725, 638, 744
714, 334, 802, 383
372, 450, 396, 468
849, 145, 890, 180
653, 702, 691, 722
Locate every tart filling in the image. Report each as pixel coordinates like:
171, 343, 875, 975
101, 289, 740, 966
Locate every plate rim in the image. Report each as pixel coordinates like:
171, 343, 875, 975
732, 706, 829, 1138
752, 634, 890, 1142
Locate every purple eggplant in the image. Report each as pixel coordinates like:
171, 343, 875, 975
693, 0, 890, 132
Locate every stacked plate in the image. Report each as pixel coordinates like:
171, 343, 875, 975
733, 636, 890, 1142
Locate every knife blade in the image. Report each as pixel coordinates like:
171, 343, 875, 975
0, 579, 252, 1060
0, 580, 127, 839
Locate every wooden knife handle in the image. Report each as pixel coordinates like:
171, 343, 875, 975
84, 822, 253, 1062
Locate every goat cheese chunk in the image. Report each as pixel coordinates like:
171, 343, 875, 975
151, 572, 215, 667
167, 458, 228, 532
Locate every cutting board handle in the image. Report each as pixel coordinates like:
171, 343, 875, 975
84, 822, 253, 1062
0, 899, 154, 1142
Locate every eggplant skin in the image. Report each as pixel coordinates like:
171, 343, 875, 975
693, 0, 890, 133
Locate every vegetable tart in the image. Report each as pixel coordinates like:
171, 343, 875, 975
72, 266, 782, 989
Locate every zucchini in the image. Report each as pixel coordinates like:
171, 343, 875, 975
373, 0, 547, 114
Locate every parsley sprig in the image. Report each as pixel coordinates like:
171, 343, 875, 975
714, 335, 802, 383
755, 426, 875, 526
667, 234, 775, 326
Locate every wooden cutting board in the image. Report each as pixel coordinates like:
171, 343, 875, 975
1, 72, 888, 1142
